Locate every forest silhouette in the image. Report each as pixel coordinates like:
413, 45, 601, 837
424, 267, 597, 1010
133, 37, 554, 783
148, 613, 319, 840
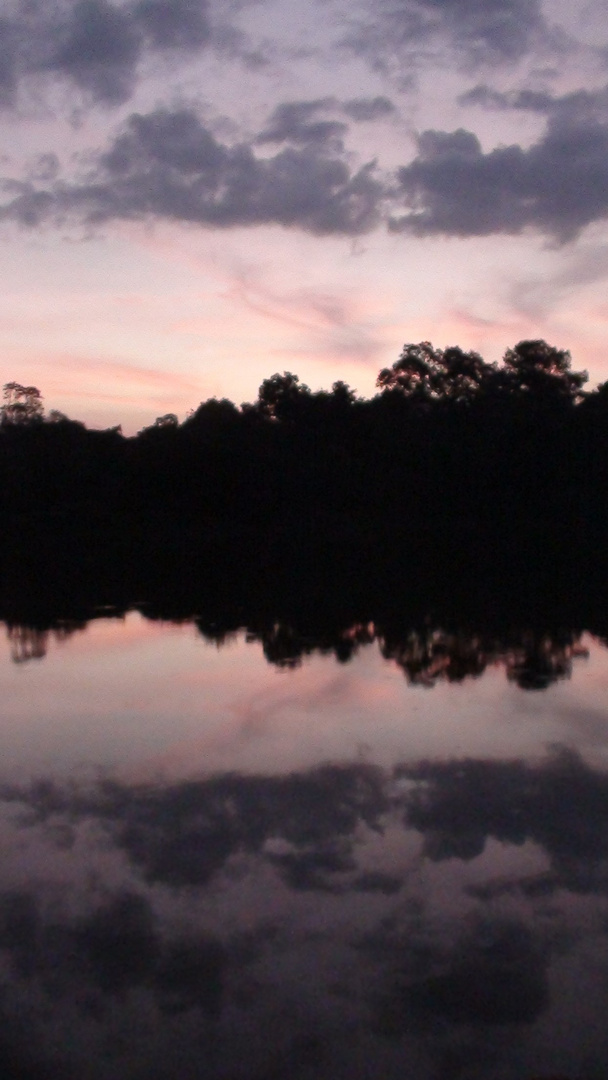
2, 338, 608, 665
0, 339, 603, 538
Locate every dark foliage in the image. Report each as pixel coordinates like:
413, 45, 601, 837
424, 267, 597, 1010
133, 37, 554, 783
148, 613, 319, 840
0, 338, 605, 643
0, 382, 606, 692
0, 339, 600, 536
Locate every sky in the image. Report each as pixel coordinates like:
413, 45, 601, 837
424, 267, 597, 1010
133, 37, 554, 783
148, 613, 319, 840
2, 0, 608, 431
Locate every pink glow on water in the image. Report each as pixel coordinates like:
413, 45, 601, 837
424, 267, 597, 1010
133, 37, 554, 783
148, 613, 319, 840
1, 615, 607, 784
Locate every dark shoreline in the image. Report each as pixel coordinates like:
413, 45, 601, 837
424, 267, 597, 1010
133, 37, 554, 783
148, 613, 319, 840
3, 337, 608, 638
1, 511, 604, 690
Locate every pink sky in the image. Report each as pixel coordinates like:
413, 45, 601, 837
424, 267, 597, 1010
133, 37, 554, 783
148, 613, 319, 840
2, 0, 608, 431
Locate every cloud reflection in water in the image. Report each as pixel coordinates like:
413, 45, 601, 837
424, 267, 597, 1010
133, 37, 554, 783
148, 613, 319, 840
0, 748, 608, 1077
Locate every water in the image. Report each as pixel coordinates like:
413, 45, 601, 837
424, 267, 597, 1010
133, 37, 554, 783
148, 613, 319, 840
1, 611, 608, 1078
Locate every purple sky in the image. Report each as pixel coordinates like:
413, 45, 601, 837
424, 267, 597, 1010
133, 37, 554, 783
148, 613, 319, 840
2, 0, 608, 431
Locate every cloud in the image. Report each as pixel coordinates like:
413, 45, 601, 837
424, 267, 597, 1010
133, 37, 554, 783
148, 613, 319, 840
267, 844, 357, 892
400, 746, 608, 893
460, 81, 608, 122
1, 764, 389, 890
0, 0, 563, 119
44, 353, 204, 395
0, 886, 225, 1017
343, 96, 396, 122
48, 0, 143, 105
256, 99, 348, 148
5, 90, 608, 242
507, 240, 608, 320
0, 15, 19, 107
133, 0, 210, 50
0, 107, 385, 236
348, 0, 548, 71
7, 747, 608, 897
0, 0, 211, 108
391, 111, 608, 241
459, 84, 559, 112
2, 751, 608, 1077
256, 97, 397, 150
376, 916, 549, 1039
75, 890, 160, 992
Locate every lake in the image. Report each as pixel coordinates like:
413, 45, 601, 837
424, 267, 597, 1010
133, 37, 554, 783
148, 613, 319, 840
1, 609, 608, 1079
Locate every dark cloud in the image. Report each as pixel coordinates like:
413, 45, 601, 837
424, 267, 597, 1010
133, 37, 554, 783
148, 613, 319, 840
460, 81, 608, 122
467, 871, 559, 901
1, 763, 389, 890
414, 925, 548, 1026
6, 747, 608, 900
0, 886, 225, 1014
343, 96, 396, 122
400, 747, 608, 893
155, 938, 223, 1016
256, 97, 396, 151
115, 765, 387, 889
76, 891, 160, 992
0, 891, 42, 980
0, 0, 557, 119
3, 753, 608, 1078
29, 153, 61, 183
351, 870, 402, 894
459, 84, 557, 112
256, 99, 347, 148
350, 0, 547, 70
7, 748, 608, 898
0, 107, 385, 236
267, 845, 357, 891
132, 0, 210, 50
0, 0, 211, 108
0, 1023, 70, 1080
0, 17, 19, 106
102, 109, 227, 175
391, 112, 608, 241
48, 0, 142, 105
416, 0, 545, 59
378, 919, 549, 1033
0, 888, 160, 993
6, 93, 608, 242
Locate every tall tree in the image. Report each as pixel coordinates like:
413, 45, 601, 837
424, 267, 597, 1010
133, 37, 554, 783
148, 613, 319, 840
501, 340, 588, 403
1, 382, 44, 425
376, 342, 493, 404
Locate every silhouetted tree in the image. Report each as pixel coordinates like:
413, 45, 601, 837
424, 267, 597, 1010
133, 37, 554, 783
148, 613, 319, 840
256, 372, 311, 422
330, 381, 357, 406
182, 398, 240, 434
376, 342, 493, 405
1, 383, 44, 425
0, 335, 605, 552
154, 413, 179, 428
501, 340, 587, 404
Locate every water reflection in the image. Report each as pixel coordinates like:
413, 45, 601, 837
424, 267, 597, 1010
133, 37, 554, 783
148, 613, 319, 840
3, 613, 592, 692
1, 750, 608, 1077
1, 606, 608, 1078
378, 627, 589, 690
6, 620, 88, 663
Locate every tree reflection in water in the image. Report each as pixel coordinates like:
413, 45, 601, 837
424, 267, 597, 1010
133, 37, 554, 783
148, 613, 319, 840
4, 612, 592, 690
6, 620, 87, 663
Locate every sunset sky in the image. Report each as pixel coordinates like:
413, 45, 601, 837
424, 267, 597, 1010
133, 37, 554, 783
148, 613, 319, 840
2, 0, 608, 432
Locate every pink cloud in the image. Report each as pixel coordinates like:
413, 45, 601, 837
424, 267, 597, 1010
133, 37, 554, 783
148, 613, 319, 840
1, 347, 208, 428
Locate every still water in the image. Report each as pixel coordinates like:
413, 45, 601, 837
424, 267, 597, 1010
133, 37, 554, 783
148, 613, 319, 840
1, 611, 608, 1078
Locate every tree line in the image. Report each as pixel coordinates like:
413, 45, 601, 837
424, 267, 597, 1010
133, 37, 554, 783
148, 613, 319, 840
1, 339, 607, 543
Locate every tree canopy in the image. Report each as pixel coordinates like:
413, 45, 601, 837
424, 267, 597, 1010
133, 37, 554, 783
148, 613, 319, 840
376, 342, 494, 404
1, 382, 44, 425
